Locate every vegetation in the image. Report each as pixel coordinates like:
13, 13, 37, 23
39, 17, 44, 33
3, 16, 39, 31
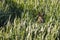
0, 0, 60, 40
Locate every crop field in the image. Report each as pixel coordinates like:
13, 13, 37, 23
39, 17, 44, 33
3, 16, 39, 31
0, 0, 60, 40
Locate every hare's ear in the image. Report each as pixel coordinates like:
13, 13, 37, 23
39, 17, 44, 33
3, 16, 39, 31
41, 12, 45, 16
38, 12, 41, 16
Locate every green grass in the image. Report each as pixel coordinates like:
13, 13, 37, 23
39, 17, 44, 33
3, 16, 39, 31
0, 0, 60, 40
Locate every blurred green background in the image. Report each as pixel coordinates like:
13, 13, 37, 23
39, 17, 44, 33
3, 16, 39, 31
0, 0, 60, 40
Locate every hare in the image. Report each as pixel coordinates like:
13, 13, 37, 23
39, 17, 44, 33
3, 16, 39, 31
37, 12, 45, 23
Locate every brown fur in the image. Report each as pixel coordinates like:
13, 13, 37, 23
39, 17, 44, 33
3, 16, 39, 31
37, 12, 44, 23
